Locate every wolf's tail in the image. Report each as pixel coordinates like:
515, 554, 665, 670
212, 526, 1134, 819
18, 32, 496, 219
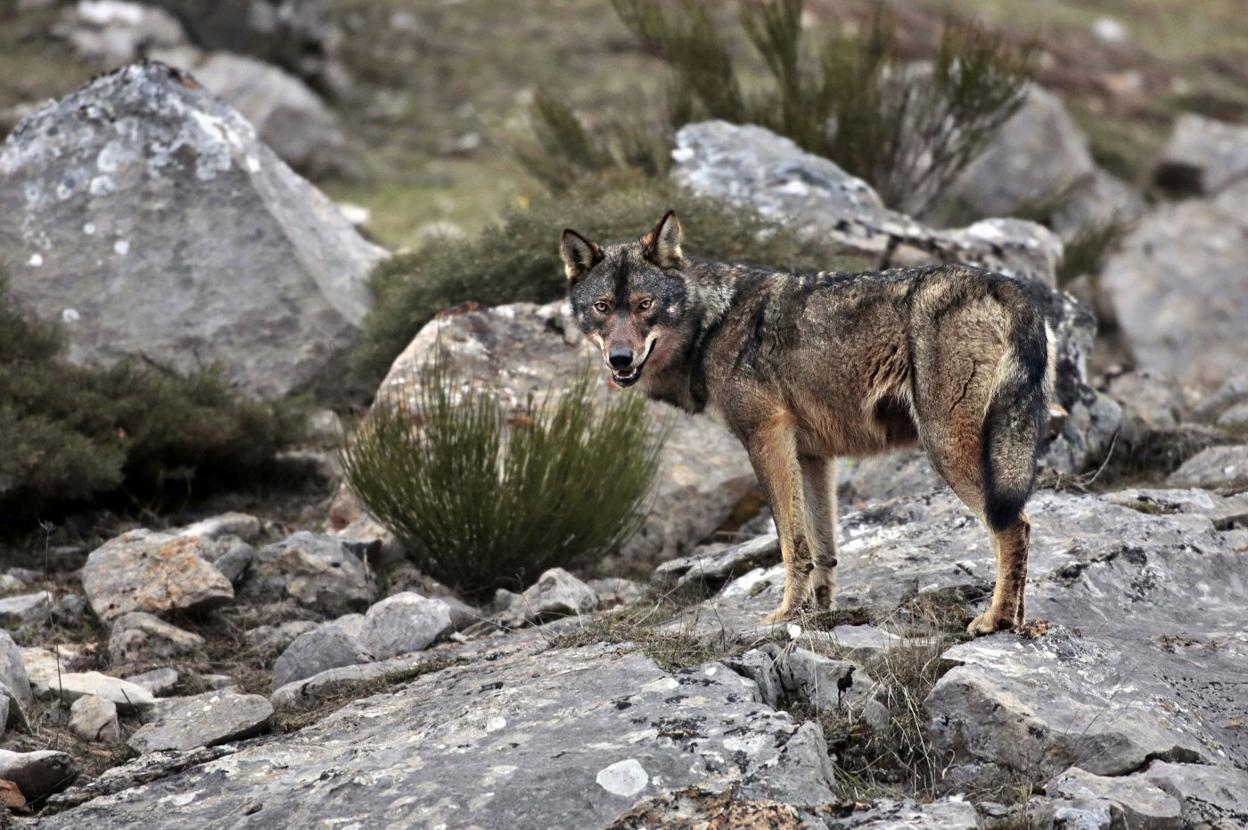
980, 289, 1054, 532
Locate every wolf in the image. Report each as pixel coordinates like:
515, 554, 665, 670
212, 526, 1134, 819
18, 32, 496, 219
561, 211, 1055, 635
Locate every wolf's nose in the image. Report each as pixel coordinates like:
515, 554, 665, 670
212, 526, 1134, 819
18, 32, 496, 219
608, 346, 633, 369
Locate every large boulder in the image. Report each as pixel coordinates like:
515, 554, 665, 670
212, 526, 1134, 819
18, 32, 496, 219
362, 301, 759, 568
672, 120, 1062, 285
942, 86, 1095, 222
82, 529, 234, 622
0, 62, 384, 398
360, 593, 453, 660
271, 622, 372, 690
1099, 179, 1248, 397
1153, 113, 1248, 195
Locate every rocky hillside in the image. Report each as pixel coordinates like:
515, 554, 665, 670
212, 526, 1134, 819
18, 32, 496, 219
1, 1, 1247, 828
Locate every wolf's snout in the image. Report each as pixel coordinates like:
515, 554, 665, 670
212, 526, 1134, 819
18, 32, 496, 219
608, 345, 634, 369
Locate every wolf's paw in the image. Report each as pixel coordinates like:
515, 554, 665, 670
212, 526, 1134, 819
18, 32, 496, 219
966, 609, 1019, 637
762, 604, 797, 625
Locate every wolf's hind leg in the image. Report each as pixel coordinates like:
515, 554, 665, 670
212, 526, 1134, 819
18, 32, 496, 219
747, 412, 813, 625
800, 455, 838, 610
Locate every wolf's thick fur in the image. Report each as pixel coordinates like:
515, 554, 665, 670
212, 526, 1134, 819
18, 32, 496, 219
562, 212, 1054, 635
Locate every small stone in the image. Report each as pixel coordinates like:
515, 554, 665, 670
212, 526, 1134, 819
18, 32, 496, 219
271, 624, 372, 690
178, 512, 261, 543
197, 674, 235, 691
68, 695, 121, 743
361, 593, 453, 659
506, 568, 598, 624
125, 668, 179, 697
241, 532, 374, 617
586, 578, 642, 609
51, 594, 89, 627
127, 691, 273, 753
107, 612, 206, 665
0, 592, 51, 628
82, 530, 234, 622
595, 758, 649, 798
0, 749, 73, 801
200, 539, 254, 586
243, 620, 319, 657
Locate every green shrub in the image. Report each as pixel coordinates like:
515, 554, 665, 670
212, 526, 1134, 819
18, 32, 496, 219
0, 278, 303, 520
340, 353, 666, 600
353, 183, 872, 385
567, 0, 1031, 215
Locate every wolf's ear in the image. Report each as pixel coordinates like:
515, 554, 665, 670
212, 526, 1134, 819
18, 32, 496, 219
641, 210, 683, 269
560, 229, 602, 285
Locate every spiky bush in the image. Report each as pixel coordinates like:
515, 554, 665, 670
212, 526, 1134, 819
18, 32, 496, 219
352, 182, 871, 385
340, 354, 666, 599
561, 0, 1031, 215
0, 277, 302, 521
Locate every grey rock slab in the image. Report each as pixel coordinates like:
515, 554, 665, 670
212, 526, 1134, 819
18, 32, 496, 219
241, 531, 374, 616
0, 62, 384, 398
1099, 179, 1248, 396
1049, 167, 1146, 244
0, 591, 51, 628
1103, 487, 1248, 530
41, 646, 838, 829
0, 748, 73, 802
69, 694, 121, 743
124, 667, 179, 697
361, 592, 452, 659
1135, 760, 1248, 829
838, 450, 945, 507
82, 529, 233, 622
366, 300, 758, 568
127, 690, 273, 753
271, 622, 372, 690
107, 611, 205, 664
1166, 445, 1248, 492
1047, 765, 1182, 829
1153, 113, 1248, 195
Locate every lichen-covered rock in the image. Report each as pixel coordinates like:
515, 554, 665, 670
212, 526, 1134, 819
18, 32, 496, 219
0, 62, 384, 398
1153, 113, 1248, 195
368, 301, 758, 567
107, 612, 206, 665
41, 646, 837, 829
360, 592, 453, 659
82, 529, 234, 622
672, 120, 1062, 285
1100, 179, 1248, 396
241, 531, 374, 616
128, 691, 273, 753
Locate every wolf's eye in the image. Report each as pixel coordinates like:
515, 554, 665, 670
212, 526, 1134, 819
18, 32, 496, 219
637, 298, 654, 311
593, 301, 610, 314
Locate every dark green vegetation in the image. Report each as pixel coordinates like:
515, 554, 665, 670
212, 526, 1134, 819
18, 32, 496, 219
0, 279, 302, 524
591, 0, 1031, 215
340, 354, 666, 600
352, 184, 871, 384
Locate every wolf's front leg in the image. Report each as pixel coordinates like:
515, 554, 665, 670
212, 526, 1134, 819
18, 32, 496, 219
799, 455, 838, 610
746, 412, 814, 625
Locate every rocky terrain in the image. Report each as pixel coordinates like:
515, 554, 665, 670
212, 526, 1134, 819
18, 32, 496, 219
1, 1, 1247, 828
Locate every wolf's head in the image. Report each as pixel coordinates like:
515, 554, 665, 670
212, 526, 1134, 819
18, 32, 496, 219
561, 211, 693, 389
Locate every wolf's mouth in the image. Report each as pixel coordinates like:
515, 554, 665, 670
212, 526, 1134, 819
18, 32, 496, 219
609, 342, 653, 388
